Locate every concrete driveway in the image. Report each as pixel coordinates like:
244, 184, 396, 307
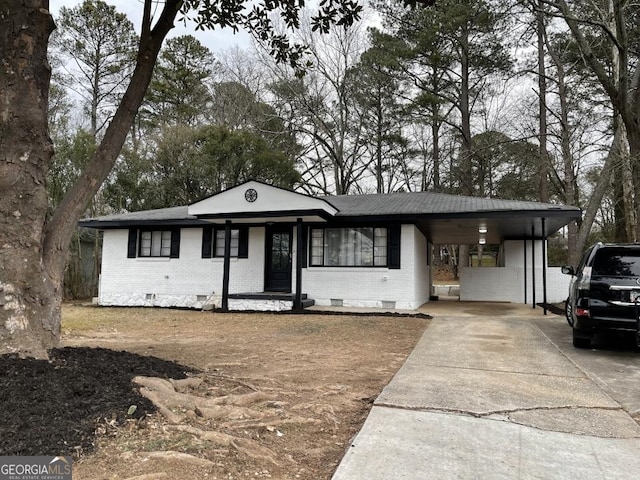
332, 302, 640, 480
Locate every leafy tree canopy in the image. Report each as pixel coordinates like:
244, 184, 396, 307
104, 125, 300, 211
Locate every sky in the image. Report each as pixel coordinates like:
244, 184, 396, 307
50, 1, 253, 54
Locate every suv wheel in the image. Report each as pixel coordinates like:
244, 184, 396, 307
565, 298, 574, 327
572, 330, 591, 349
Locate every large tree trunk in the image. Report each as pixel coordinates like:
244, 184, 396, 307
536, 0, 549, 203
0, 2, 58, 357
627, 121, 640, 241
614, 123, 635, 242
1, 0, 181, 357
573, 124, 626, 265
430, 66, 441, 192
457, 17, 473, 270
545, 30, 578, 263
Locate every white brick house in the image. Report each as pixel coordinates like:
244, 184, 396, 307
80, 180, 582, 311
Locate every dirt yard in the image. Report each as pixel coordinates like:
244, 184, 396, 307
55, 305, 428, 479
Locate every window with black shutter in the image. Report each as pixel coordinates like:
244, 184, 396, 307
309, 226, 398, 268
202, 226, 249, 259
128, 228, 180, 258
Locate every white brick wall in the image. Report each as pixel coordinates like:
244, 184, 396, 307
99, 227, 266, 308
459, 240, 570, 303
302, 225, 431, 309
99, 224, 431, 310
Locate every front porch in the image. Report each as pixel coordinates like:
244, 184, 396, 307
227, 292, 315, 312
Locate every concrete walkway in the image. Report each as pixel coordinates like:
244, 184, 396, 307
332, 304, 640, 479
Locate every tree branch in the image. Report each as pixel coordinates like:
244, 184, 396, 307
540, 0, 622, 111
43, 0, 183, 277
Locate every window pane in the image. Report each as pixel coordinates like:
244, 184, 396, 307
313, 227, 388, 267
160, 231, 172, 256
359, 228, 373, 266
151, 231, 162, 256
592, 251, 640, 276
215, 230, 225, 257
375, 228, 387, 247
324, 229, 342, 266
230, 230, 239, 257
374, 228, 387, 266
215, 229, 240, 257
309, 229, 324, 266
139, 230, 172, 257
140, 231, 151, 256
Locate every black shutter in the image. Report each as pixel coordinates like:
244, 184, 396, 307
202, 227, 213, 258
127, 228, 138, 258
170, 229, 181, 258
238, 226, 249, 258
388, 225, 401, 269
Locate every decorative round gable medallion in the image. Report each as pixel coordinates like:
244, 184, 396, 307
244, 188, 258, 203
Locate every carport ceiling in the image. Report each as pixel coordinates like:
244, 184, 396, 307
416, 213, 574, 245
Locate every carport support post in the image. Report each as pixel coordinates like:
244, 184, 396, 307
542, 217, 548, 315
221, 220, 232, 312
531, 226, 536, 309
523, 239, 527, 304
294, 218, 303, 311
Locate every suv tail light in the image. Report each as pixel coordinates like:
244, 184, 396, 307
575, 307, 590, 318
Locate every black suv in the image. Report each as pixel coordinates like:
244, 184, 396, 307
562, 243, 640, 348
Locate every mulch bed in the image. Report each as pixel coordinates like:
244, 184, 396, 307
0, 347, 195, 457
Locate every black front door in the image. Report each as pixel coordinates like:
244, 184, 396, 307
265, 225, 292, 292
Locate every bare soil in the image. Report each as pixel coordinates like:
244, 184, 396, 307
23, 305, 428, 479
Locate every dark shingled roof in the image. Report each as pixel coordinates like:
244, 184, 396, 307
80, 191, 580, 230
326, 191, 577, 216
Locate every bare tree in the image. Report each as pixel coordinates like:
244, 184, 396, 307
542, 0, 640, 239
266, 16, 371, 194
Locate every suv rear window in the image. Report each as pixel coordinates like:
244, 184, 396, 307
592, 249, 640, 276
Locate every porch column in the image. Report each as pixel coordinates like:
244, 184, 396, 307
294, 218, 303, 311
542, 217, 548, 315
221, 220, 232, 312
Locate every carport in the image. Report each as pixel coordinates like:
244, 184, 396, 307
327, 193, 582, 311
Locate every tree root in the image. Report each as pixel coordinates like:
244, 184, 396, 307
223, 416, 321, 430
122, 473, 168, 480
133, 376, 275, 410
141, 450, 216, 467
194, 404, 265, 421
169, 377, 203, 391
209, 390, 275, 406
137, 387, 182, 424
169, 425, 279, 466
131, 375, 319, 468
